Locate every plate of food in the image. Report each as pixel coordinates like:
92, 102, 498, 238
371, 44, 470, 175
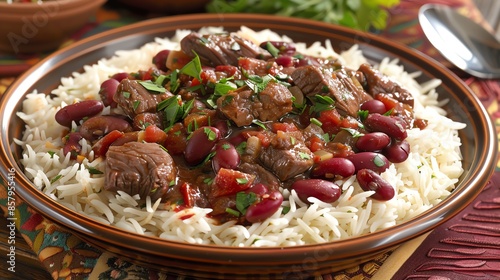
0, 14, 496, 278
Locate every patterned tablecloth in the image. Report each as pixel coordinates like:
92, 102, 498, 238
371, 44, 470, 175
1, 1, 499, 279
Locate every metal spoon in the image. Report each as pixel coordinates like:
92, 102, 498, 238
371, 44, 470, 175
418, 4, 500, 79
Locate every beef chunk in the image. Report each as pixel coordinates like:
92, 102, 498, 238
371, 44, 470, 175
180, 32, 269, 67
259, 130, 314, 181
217, 81, 293, 127
105, 142, 177, 201
114, 79, 171, 119
291, 65, 372, 117
358, 63, 414, 107
238, 162, 281, 191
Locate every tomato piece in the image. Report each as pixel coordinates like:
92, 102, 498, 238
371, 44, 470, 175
308, 135, 325, 153
317, 109, 342, 134
242, 130, 273, 147
215, 65, 239, 77
212, 168, 255, 198
191, 78, 201, 87
92, 130, 124, 157
180, 182, 199, 208
138, 125, 167, 144
271, 122, 298, 133
375, 93, 399, 111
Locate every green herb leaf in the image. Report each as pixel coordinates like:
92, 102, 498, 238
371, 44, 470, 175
204, 127, 217, 141
180, 53, 202, 81
310, 117, 323, 127
236, 178, 249, 184
86, 166, 103, 175
235, 191, 257, 214
138, 80, 166, 93
226, 208, 240, 217
265, 41, 280, 57
51, 174, 62, 184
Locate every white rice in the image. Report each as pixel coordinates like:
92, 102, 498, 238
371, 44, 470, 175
15, 26, 466, 246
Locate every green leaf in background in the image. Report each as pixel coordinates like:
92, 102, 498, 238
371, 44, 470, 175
205, 0, 400, 32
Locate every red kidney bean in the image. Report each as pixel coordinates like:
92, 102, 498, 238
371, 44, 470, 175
246, 183, 269, 196
355, 132, 391, 152
110, 72, 129, 82
99, 78, 120, 108
259, 41, 296, 55
291, 179, 341, 204
63, 132, 83, 159
383, 139, 410, 163
360, 100, 387, 115
363, 113, 407, 140
184, 126, 221, 166
275, 55, 295, 67
346, 152, 389, 173
245, 191, 283, 223
356, 169, 395, 201
55, 100, 104, 127
152, 49, 171, 71
212, 142, 240, 173
310, 157, 355, 179
79, 115, 132, 141
213, 120, 230, 138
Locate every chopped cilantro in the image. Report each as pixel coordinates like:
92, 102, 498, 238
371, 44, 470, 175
373, 154, 386, 167
235, 191, 257, 214
236, 178, 248, 184
357, 110, 369, 121
265, 41, 280, 58
180, 53, 202, 81
341, 127, 364, 138
204, 127, 217, 141
298, 152, 311, 160
310, 117, 323, 127
226, 208, 240, 217
122, 91, 131, 98
50, 174, 62, 184
132, 100, 141, 111
138, 80, 166, 93
252, 119, 267, 130
86, 166, 103, 175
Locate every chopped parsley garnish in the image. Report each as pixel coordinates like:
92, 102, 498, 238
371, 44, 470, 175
47, 151, 56, 158
357, 110, 369, 121
226, 208, 240, 217
252, 119, 267, 130
138, 80, 166, 93
244, 74, 275, 93
310, 117, 323, 127
157, 96, 194, 130
235, 191, 257, 214
50, 174, 62, 184
86, 166, 103, 175
298, 152, 311, 160
180, 53, 202, 81
122, 91, 131, 98
265, 41, 280, 58
132, 100, 141, 111
204, 127, 217, 141
309, 94, 335, 113
236, 178, 249, 184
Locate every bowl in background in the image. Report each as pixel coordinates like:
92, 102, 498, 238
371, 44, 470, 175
117, 0, 209, 14
0, 14, 497, 279
0, 0, 106, 54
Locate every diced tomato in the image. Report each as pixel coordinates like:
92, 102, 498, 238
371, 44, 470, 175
271, 122, 298, 133
308, 135, 325, 153
317, 109, 342, 134
180, 182, 198, 208
92, 130, 124, 157
183, 109, 216, 130
215, 65, 239, 77
375, 93, 399, 111
190, 78, 201, 87
212, 168, 255, 198
242, 130, 273, 147
138, 125, 167, 144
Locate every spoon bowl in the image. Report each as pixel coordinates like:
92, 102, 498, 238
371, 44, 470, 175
419, 4, 500, 79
